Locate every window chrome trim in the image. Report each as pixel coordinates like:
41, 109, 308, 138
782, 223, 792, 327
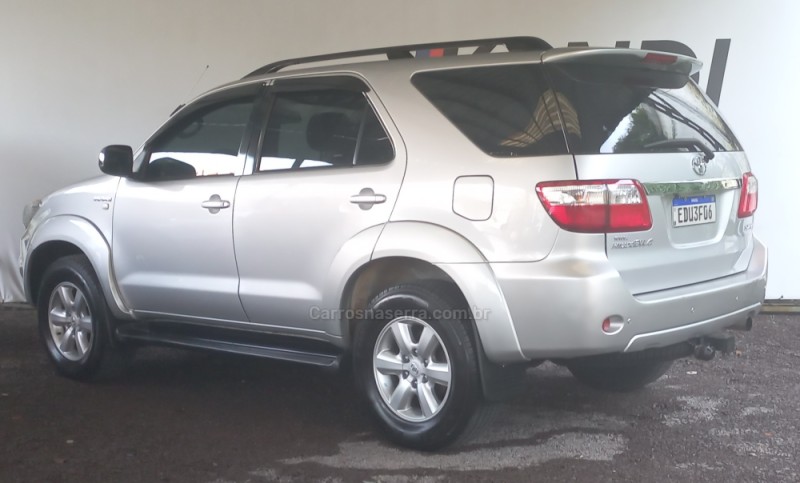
642, 178, 741, 196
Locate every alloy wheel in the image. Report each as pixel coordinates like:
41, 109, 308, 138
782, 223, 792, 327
373, 317, 452, 422
48, 282, 93, 361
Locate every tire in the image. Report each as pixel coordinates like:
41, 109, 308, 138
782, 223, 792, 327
37, 255, 130, 381
353, 283, 483, 451
567, 359, 673, 392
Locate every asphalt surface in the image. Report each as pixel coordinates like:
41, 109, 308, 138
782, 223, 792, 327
0, 306, 798, 483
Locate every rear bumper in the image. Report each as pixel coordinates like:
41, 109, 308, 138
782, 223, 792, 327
491, 237, 768, 360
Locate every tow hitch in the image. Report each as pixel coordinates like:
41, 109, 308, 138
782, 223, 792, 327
693, 333, 736, 361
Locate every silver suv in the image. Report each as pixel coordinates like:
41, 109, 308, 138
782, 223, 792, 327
19, 37, 767, 450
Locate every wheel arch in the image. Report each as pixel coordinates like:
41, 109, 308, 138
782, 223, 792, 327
26, 240, 82, 305
333, 222, 529, 401
336, 222, 484, 340
340, 255, 529, 402
339, 256, 465, 340
25, 216, 131, 318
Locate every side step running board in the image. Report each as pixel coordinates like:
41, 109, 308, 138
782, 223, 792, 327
116, 323, 342, 369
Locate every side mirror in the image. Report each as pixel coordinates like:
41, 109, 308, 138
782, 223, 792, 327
99, 145, 133, 177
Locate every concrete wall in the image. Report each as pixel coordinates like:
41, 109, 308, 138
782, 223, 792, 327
1, 0, 798, 301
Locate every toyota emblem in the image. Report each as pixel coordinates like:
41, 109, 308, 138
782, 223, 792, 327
692, 155, 708, 176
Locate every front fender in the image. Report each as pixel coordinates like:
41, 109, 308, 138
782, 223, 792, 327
25, 215, 132, 319
373, 222, 527, 363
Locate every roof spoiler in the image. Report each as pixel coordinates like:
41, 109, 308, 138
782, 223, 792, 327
542, 48, 702, 77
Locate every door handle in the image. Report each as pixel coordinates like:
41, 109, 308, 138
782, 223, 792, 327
350, 188, 386, 210
201, 194, 231, 214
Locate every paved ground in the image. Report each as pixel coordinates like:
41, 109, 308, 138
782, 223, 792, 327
0, 307, 798, 483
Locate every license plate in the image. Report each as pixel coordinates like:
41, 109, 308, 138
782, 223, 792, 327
672, 195, 716, 227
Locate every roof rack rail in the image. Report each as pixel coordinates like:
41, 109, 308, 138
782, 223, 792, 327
243, 36, 552, 79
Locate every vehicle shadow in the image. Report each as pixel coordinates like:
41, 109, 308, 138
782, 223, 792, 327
110, 348, 657, 449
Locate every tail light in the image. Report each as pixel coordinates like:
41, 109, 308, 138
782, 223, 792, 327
737, 172, 758, 218
536, 179, 652, 233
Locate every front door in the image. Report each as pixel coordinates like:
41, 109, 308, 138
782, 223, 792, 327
113, 89, 260, 321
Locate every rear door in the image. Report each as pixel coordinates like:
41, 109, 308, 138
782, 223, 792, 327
233, 76, 404, 334
544, 50, 755, 294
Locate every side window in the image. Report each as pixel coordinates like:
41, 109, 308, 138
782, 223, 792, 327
357, 107, 394, 166
143, 98, 255, 181
412, 65, 569, 157
259, 88, 393, 172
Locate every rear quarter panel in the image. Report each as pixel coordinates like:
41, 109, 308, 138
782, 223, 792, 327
365, 66, 576, 263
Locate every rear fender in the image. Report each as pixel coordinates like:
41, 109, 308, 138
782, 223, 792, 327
372, 222, 527, 364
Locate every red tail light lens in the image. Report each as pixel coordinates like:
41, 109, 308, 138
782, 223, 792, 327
737, 172, 758, 218
536, 179, 652, 233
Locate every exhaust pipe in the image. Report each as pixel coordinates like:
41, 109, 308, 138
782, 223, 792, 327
730, 316, 754, 332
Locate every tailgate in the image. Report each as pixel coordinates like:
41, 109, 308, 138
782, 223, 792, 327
543, 49, 756, 294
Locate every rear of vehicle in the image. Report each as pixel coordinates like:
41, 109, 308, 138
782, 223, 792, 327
411, 48, 767, 361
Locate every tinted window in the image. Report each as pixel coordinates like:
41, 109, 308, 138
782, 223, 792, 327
259, 89, 393, 171
144, 98, 254, 181
545, 64, 742, 154
412, 65, 568, 157
357, 107, 394, 166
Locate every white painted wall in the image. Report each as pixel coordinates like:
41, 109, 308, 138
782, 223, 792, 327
1, 0, 798, 302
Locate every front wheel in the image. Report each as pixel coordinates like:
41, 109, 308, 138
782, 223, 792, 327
353, 284, 483, 450
37, 255, 129, 381
567, 359, 673, 392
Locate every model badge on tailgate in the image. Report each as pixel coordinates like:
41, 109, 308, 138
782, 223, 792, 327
611, 236, 654, 249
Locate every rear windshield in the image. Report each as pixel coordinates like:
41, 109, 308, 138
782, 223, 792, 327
412, 65, 569, 157
545, 63, 742, 154
412, 63, 741, 158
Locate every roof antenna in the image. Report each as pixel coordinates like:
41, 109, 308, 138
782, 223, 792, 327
170, 64, 210, 116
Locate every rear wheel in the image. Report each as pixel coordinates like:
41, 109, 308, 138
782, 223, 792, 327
567, 359, 673, 392
353, 283, 483, 450
37, 255, 130, 381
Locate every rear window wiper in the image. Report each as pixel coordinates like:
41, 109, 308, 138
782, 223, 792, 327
648, 93, 726, 152
644, 138, 715, 161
